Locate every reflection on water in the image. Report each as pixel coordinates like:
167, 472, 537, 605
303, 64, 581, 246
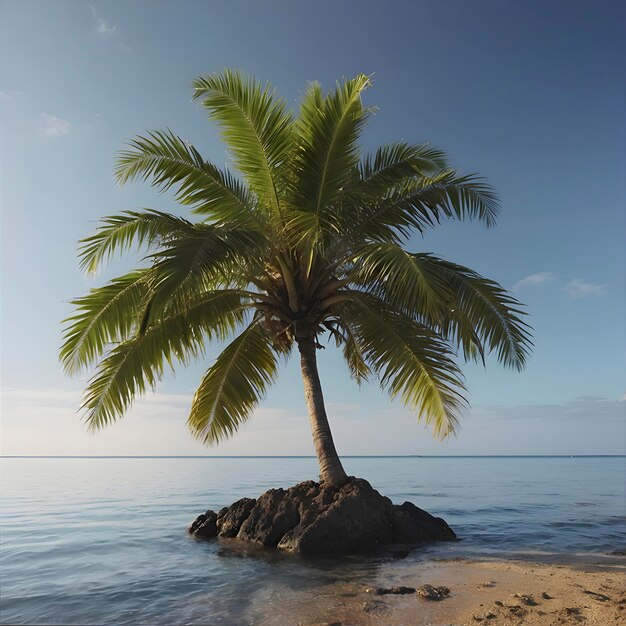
1, 456, 625, 624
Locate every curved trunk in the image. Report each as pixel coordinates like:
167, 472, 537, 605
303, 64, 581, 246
297, 336, 349, 486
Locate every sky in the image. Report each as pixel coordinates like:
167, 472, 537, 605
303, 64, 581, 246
1, 0, 624, 457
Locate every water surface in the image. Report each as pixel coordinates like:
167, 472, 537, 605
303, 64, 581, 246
1, 456, 625, 624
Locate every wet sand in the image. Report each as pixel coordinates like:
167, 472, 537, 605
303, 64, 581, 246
256, 557, 626, 625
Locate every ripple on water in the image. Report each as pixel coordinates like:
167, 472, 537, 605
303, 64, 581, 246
1, 456, 624, 625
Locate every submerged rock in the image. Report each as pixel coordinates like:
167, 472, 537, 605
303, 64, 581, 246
188, 477, 456, 555
417, 584, 451, 600
367, 586, 416, 595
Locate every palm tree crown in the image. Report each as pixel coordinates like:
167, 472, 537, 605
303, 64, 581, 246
61, 70, 531, 485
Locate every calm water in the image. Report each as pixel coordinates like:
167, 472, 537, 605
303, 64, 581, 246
1, 456, 625, 625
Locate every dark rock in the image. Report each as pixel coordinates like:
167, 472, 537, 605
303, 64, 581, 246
541, 592, 553, 600
189, 477, 455, 555
278, 479, 395, 554
237, 489, 300, 547
367, 586, 416, 595
217, 498, 256, 537
417, 584, 450, 600
583, 589, 611, 602
494, 600, 504, 606
392, 501, 455, 543
516, 594, 538, 606
508, 605, 526, 616
188, 510, 218, 538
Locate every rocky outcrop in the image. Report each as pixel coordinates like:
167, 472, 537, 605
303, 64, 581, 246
188, 477, 455, 555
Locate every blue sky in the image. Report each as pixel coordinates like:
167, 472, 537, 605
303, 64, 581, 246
1, 0, 624, 456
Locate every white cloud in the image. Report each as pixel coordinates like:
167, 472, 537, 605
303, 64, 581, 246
512, 272, 556, 291
564, 278, 606, 298
89, 5, 116, 37
41, 113, 70, 136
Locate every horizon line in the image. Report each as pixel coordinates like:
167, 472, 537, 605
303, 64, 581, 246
2, 454, 624, 459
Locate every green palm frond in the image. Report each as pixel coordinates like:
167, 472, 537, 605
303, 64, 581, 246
147, 225, 267, 314
355, 141, 448, 193
82, 290, 250, 430
349, 246, 531, 369
187, 320, 280, 445
192, 69, 293, 211
291, 74, 371, 215
336, 320, 371, 384
349, 243, 452, 321
115, 130, 256, 225
339, 292, 466, 437
351, 170, 500, 244
61, 269, 152, 375
423, 256, 532, 369
78, 210, 194, 275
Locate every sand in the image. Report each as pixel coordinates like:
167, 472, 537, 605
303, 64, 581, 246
256, 557, 626, 625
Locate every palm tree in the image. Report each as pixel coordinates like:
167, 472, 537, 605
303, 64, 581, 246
61, 70, 531, 487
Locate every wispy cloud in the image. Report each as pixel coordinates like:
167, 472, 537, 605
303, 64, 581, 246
472, 395, 625, 423
41, 113, 70, 136
89, 5, 116, 38
0, 89, 23, 101
512, 272, 556, 291
564, 278, 606, 298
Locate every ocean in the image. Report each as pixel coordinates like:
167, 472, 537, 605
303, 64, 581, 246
1, 456, 624, 625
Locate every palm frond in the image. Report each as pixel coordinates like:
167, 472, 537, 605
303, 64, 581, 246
421, 256, 532, 369
115, 129, 256, 225
147, 225, 267, 314
187, 320, 280, 444
349, 243, 452, 321
339, 292, 466, 437
78, 209, 194, 275
61, 269, 152, 375
82, 290, 250, 430
350, 170, 500, 244
291, 74, 371, 215
337, 320, 371, 384
355, 141, 448, 193
192, 69, 293, 211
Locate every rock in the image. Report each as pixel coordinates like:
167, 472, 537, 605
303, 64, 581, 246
417, 584, 451, 600
367, 586, 416, 595
494, 600, 504, 606
217, 498, 256, 537
391, 501, 453, 543
508, 605, 526, 617
541, 592, 553, 600
189, 477, 455, 555
583, 589, 612, 602
237, 489, 300, 547
515, 594, 538, 606
188, 510, 218, 538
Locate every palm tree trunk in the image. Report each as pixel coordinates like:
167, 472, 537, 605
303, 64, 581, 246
297, 336, 349, 486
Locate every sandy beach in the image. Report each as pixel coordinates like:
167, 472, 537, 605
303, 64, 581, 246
256, 557, 626, 625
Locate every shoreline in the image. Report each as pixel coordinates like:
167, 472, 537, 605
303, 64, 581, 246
254, 556, 626, 625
